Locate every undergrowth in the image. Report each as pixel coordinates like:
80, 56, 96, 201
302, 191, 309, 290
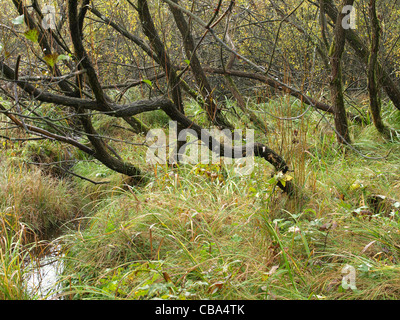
1, 96, 400, 300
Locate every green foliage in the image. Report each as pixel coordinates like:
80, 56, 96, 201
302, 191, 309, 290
0, 220, 31, 300
1, 94, 400, 300
2, 0, 400, 300
43, 53, 59, 67
142, 79, 153, 87
140, 110, 171, 128
0, 153, 84, 235
23, 29, 39, 43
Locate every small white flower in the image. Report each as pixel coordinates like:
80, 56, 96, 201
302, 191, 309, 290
288, 226, 300, 233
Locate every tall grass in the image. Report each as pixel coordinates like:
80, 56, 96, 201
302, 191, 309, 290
59, 162, 285, 299
0, 159, 85, 236
54, 96, 400, 300
0, 153, 89, 300
0, 218, 31, 299
2, 95, 400, 300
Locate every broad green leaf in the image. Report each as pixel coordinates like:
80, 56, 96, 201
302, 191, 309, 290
24, 29, 39, 42
43, 53, 59, 67
184, 59, 190, 65
57, 54, 70, 62
12, 15, 24, 25
142, 79, 152, 87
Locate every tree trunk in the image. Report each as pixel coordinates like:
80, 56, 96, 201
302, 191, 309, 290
321, 0, 400, 111
137, 0, 185, 162
168, 0, 233, 129
367, 0, 390, 137
329, 0, 353, 145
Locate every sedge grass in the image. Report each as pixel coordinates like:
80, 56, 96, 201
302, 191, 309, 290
2, 96, 400, 300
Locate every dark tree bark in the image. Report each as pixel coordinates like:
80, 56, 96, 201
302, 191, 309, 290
168, 0, 233, 129
321, 0, 400, 111
328, 0, 353, 145
137, 0, 187, 162
0, 0, 297, 194
367, 0, 390, 137
137, 0, 183, 111
70, 0, 145, 181
160, 101, 294, 195
318, 0, 330, 51
202, 67, 362, 123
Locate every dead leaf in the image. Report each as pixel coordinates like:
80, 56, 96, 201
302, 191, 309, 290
208, 281, 224, 294
162, 272, 173, 283
268, 265, 279, 276
319, 220, 338, 231
319, 223, 331, 231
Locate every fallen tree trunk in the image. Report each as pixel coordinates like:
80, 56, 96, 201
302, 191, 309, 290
160, 100, 295, 195
0, 59, 293, 194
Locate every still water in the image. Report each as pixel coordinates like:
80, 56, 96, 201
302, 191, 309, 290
25, 243, 64, 299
